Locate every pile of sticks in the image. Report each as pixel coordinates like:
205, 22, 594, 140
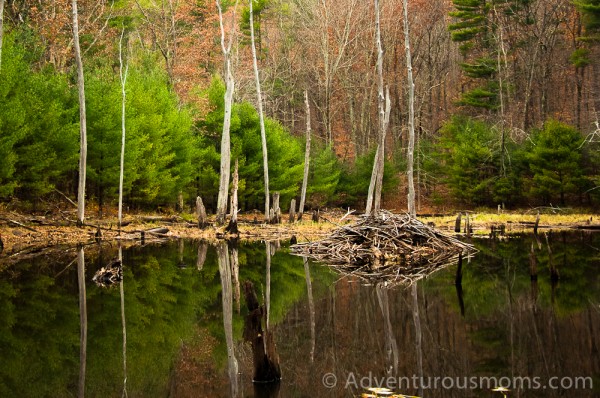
291, 211, 475, 285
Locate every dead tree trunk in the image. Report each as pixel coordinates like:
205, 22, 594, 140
118, 27, 129, 234
226, 159, 239, 235
366, 0, 390, 215
215, 0, 238, 225
196, 196, 208, 229
289, 199, 296, 223
72, 0, 88, 226
298, 90, 311, 221
403, 0, 416, 217
249, 0, 270, 222
373, 87, 390, 213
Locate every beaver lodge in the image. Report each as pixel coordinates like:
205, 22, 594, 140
291, 211, 475, 285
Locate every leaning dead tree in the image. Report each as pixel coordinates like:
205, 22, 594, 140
72, 0, 88, 226
365, 0, 391, 215
249, 0, 270, 222
291, 211, 474, 286
298, 90, 311, 221
216, 0, 239, 225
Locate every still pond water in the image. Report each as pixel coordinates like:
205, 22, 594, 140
0, 232, 599, 398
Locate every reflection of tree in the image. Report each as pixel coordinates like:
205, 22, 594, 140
230, 241, 240, 314
196, 241, 208, 271
303, 257, 316, 363
77, 246, 87, 398
216, 242, 239, 397
410, 284, 422, 397
376, 285, 398, 377
118, 245, 127, 398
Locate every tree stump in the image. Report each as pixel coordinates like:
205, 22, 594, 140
270, 192, 281, 224
454, 213, 462, 233
312, 209, 319, 223
226, 160, 239, 235
196, 196, 208, 229
289, 199, 296, 223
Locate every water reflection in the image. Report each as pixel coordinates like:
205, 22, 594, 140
217, 242, 240, 398
303, 257, 316, 363
0, 233, 598, 397
119, 245, 128, 398
77, 246, 87, 398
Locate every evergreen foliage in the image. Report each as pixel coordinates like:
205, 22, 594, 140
575, 0, 600, 40
437, 116, 500, 205
527, 120, 585, 205
0, 32, 78, 201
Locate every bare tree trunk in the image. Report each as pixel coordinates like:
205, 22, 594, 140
365, 145, 379, 215
249, 0, 270, 222
0, 0, 4, 71
373, 87, 390, 213
72, 0, 88, 226
77, 246, 87, 398
216, 0, 238, 225
118, 27, 129, 234
366, 0, 390, 215
403, 0, 416, 217
298, 90, 311, 221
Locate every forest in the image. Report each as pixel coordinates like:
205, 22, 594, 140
0, 0, 599, 217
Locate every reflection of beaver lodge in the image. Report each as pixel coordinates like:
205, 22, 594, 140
291, 211, 475, 285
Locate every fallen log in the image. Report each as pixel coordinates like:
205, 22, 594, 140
0, 217, 39, 233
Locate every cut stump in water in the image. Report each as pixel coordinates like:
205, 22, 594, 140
291, 210, 475, 285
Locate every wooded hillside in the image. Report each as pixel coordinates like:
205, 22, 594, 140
0, 0, 599, 215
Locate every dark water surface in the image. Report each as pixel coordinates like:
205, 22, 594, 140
0, 232, 598, 397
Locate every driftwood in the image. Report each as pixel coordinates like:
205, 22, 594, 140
291, 211, 475, 286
